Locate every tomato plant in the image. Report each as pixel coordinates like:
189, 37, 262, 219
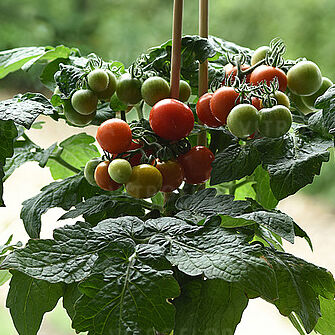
0, 33, 334, 335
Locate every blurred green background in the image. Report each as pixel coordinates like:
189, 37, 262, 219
0, 0, 334, 334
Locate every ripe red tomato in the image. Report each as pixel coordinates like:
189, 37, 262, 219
149, 98, 194, 141
94, 161, 121, 191
250, 65, 287, 92
96, 118, 132, 154
225, 64, 251, 83
156, 160, 184, 192
196, 93, 222, 127
251, 97, 262, 110
178, 146, 214, 184
210, 87, 240, 124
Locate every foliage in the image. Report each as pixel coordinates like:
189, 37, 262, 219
0, 35, 335, 335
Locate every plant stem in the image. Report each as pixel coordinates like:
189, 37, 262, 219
49, 155, 81, 174
135, 102, 144, 120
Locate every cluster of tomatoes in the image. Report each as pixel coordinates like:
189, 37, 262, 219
59, 65, 192, 127
84, 100, 214, 199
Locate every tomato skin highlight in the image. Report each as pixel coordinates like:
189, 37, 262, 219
94, 161, 122, 191
250, 65, 287, 92
178, 146, 214, 184
149, 98, 194, 141
210, 87, 240, 124
125, 164, 163, 199
156, 160, 184, 192
196, 93, 222, 127
96, 118, 132, 154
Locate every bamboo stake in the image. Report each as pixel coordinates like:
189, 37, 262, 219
170, 0, 183, 99
197, 0, 209, 146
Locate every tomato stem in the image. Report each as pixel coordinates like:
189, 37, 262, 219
49, 155, 81, 174
135, 102, 144, 120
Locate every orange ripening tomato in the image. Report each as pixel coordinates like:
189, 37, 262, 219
210, 87, 240, 124
250, 65, 287, 92
94, 161, 122, 191
196, 93, 222, 127
156, 160, 184, 192
96, 118, 132, 154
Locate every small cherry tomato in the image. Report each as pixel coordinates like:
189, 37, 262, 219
251, 46, 270, 66
227, 104, 259, 138
149, 98, 194, 141
260, 91, 290, 109
141, 76, 170, 107
251, 97, 262, 110
71, 89, 98, 115
108, 158, 132, 184
287, 61, 322, 96
63, 100, 96, 127
156, 160, 184, 192
225, 64, 251, 83
258, 105, 292, 138
96, 118, 132, 154
250, 65, 287, 92
96, 70, 117, 101
196, 93, 222, 127
94, 161, 122, 191
84, 157, 102, 186
125, 164, 163, 199
178, 146, 214, 184
87, 69, 109, 93
179, 80, 192, 102
210, 87, 240, 124
116, 74, 142, 105
301, 77, 333, 109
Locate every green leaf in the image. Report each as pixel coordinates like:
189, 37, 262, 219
20, 172, 99, 238
4, 141, 56, 181
175, 188, 251, 223
210, 143, 261, 185
263, 249, 335, 333
315, 85, 335, 135
72, 243, 180, 335
1, 221, 112, 283
0, 93, 57, 129
0, 120, 18, 206
252, 165, 278, 210
47, 133, 100, 180
174, 279, 248, 335
63, 283, 82, 320
6, 271, 63, 335
59, 194, 145, 225
145, 217, 277, 300
90, 102, 115, 126
314, 296, 335, 334
258, 131, 332, 200
0, 270, 11, 286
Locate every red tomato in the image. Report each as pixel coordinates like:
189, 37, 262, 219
96, 119, 132, 154
156, 160, 184, 192
149, 98, 194, 141
251, 97, 262, 110
196, 93, 222, 127
94, 161, 121, 191
250, 65, 287, 92
210, 87, 240, 124
178, 146, 215, 184
225, 64, 251, 83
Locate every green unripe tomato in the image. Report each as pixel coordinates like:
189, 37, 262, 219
227, 104, 259, 138
63, 100, 96, 126
116, 74, 142, 105
287, 61, 322, 96
87, 69, 109, 93
108, 158, 133, 184
301, 77, 333, 109
258, 105, 292, 138
141, 76, 170, 106
261, 91, 290, 109
71, 89, 98, 115
95, 70, 117, 101
251, 46, 270, 66
84, 157, 102, 186
179, 80, 192, 102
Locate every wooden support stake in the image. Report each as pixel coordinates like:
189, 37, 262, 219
170, 0, 183, 99
197, 0, 209, 146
